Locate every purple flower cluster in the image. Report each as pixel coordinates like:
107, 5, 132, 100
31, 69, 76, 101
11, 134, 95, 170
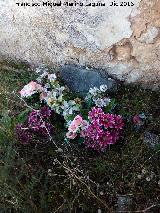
81, 107, 124, 151
15, 106, 52, 144
15, 124, 32, 144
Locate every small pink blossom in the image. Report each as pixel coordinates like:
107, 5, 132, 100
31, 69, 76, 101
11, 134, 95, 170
80, 130, 86, 138
88, 107, 104, 121
66, 131, 77, 139
67, 116, 88, 140
20, 81, 42, 98
73, 115, 83, 126
68, 115, 83, 133
80, 120, 89, 130
40, 91, 47, 100
132, 115, 141, 124
114, 115, 124, 129
68, 123, 77, 132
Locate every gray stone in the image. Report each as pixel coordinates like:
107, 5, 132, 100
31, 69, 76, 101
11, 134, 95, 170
116, 195, 132, 212
143, 131, 160, 149
59, 64, 117, 97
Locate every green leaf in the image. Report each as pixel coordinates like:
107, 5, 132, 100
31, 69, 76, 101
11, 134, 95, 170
77, 137, 84, 144
104, 98, 116, 113
65, 114, 75, 122
85, 98, 93, 109
80, 109, 88, 119
16, 108, 31, 124
0, 112, 12, 129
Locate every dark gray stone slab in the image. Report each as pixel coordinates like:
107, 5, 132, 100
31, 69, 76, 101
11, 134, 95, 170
60, 64, 117, 97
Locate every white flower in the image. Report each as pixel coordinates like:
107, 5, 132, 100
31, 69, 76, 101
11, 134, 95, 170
62, 100, 69, 108
94, 98, 104, 107
61, 100, 80, 119
89, 87, 99, 96
35, 68, 41, 73
93, 97, 111, 107
36, 77, 42, 83
44, 83, 51, 89
55, 106, 62, 114
56, 85, 66, 95
46, 91, 56, 100
62, 101, 73, 117
48, 73, 57, 82
57, 94, 63, 102
63, 108, 73, 118
36, 70, 48, 82
104, 97, 111, 104
100, 84, 108, 92
40, 71, 49, 78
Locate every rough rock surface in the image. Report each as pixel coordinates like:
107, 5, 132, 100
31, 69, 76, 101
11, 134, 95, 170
0, 0, 160, 89
143, 131, 160, 149
116, 195, 132, 212
60, 64, 117, 96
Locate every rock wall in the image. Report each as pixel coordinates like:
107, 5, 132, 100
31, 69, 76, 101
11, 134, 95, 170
0, 0, 160, 89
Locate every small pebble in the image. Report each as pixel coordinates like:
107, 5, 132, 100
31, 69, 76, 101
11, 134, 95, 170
100, 191, 104, 195
146, 177, 151, 182
56, 148, 63, 152
137, 174, 142, 179
72, 179, 76, 185
150, 172, 155, 179
142, 169, 147, 174
97, 208, 102, 213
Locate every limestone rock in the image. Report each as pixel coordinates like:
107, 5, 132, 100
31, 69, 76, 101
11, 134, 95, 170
138, 26, 159, 44
0, 0, 160, 89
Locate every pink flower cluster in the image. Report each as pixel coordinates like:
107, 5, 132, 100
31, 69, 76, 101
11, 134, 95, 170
81, 107, 124, 151
20, 81, 43, 98
66, 115, 88, 139
66, 107, 124, 151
